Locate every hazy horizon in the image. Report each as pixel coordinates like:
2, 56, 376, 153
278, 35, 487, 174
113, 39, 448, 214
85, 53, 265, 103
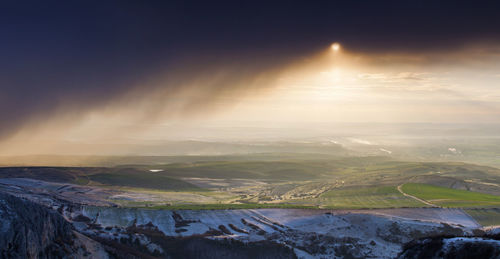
2, 1, 500, 156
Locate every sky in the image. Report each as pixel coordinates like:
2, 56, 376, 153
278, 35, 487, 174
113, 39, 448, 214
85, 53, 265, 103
1, 1, 500, 155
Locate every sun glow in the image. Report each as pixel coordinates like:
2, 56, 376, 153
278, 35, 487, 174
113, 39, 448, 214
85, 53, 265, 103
331, 42, 341, 51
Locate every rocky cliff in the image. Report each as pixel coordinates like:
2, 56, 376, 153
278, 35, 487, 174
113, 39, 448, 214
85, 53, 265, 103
0, 192, 107, 259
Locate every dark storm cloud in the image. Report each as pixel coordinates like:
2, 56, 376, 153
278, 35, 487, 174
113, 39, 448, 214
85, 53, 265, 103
1, 0, 500, 138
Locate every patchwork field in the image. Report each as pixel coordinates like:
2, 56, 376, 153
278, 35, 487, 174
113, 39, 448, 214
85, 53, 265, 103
464, 208, 500, 226
89, 171, 202, 191
401, 183, 500, 208
1, 154, 500, 216
317, 186, 426, 209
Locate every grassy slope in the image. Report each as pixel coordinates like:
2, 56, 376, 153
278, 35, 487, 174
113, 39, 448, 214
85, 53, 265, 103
3, 156, 500, 210
402, 183, 500, 208
464, 208, 500, 226
3, 156, 499, 184
154, 160, 338, 181
146, 203, 318, 210
89, 170, 201, 191
0, 167, 95, 184
319, 186, 426, 209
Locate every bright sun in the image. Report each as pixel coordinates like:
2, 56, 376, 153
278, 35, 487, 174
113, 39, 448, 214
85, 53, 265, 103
331, 42, 340, 51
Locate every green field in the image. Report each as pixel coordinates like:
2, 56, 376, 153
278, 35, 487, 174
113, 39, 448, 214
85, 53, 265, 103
465, 209, 500, 226
402, 183, 500, 208
3, 155, 500, 210
318, 186, 426, 209
146, 203, 318, 210
152, 160, 339, 181
89, 171, 202, 191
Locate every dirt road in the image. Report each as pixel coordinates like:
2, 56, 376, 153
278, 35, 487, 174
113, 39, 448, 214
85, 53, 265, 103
397, 184, 439, 207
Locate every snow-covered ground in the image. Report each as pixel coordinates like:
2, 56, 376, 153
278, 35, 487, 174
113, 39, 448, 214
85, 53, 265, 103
80, 207, 479, 258
0, 177, 488, 258
352, 208, 480, 228
443, 237, 500, 248
0, 178, 116, 206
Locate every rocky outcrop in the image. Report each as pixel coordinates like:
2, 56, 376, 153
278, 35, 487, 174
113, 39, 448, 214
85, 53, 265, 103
0, 192, 106, 259
398, 237, 500, 259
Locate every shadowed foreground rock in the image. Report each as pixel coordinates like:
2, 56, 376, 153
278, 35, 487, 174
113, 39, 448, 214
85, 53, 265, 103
0, 192, 75, 258
0, 191, 296, 259
398, 236, 500, 259
0, 192, 108, 259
